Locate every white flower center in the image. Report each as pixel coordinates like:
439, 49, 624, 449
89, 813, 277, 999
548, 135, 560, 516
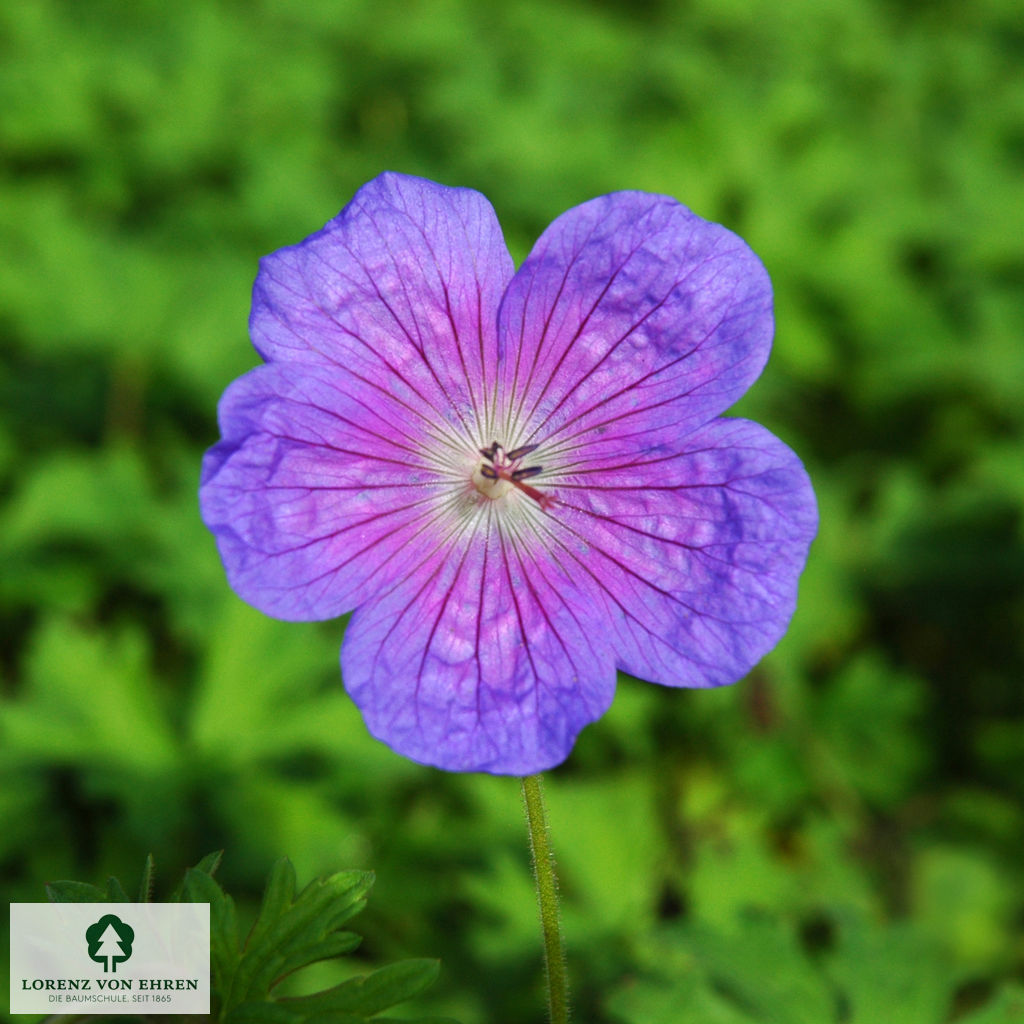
471, 442, 553, 510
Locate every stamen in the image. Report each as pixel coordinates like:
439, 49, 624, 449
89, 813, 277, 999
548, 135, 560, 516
506, 443, 540, 461
479, 465, 499, 480
511, 466, 543, 481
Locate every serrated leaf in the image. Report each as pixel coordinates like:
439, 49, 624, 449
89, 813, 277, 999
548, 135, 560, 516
285, 959, 441, 1019
45, 880, 107, 903
225, 863, 373, 1013
196, 850, 226, 876
106, 875, 130, 901
181, 865, 240, 1000
171, 851, 224, 901
273, 931, 364, 982
212, 862, 446, 1022
138, 853, 156, 902
33, 856, 434, 1023
246, 858, 299, 955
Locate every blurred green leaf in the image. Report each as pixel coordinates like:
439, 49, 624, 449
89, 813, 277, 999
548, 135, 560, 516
2, 617, 176, 777
546, 772, 666, 932
911, 845, 1017, 969
956, 985, 1024, 1024
613, 914, 835, 1024
813, 652, 928, 808
824, 912, 950, 1024
613, 910, 962, 1024
608, 973, 751, 1024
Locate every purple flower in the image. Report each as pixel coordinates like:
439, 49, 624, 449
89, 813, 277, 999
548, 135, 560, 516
200, 172, 817, 775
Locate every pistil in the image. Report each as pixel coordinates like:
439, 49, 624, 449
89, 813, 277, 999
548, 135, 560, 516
474, 442, 554, 510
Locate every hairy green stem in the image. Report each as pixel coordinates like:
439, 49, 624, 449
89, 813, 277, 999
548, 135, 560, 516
520, 773, 570, 1024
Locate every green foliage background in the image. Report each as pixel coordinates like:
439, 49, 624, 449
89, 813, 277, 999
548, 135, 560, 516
2, 0, 1022, 1020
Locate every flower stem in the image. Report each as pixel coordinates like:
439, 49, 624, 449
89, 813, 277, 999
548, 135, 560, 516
520, 773, 570, 1024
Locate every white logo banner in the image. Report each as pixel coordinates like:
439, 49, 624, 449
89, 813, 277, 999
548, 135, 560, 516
10, 903, 209, 1014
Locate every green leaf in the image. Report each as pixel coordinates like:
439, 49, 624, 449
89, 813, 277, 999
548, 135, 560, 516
195, 850, 226, 876
171, 850, 224, 900
138, 853, 156, 902
284, 959, 441, 1018
225, 1003, 304, 1024
225, 865, 373, 1012
45, 880, 107, 903
824, 912, 951, 1024
911, 845, 1015, 967
275, 930, 365, 983
246, 858, 300, 956
106, 875, 130, 901
370, 1015, 462, 1024
39, 854, 450, 1022
956, 985, 1024, 1024
607, 973, 753, 1024
181, 865, 240, 1001
618, 915, 837, 1024
46, 852, 214, 907
814, 653, 928, 809
685, 917, 835, 1024
213, 863, 452, 1022
1, 617, 177, 780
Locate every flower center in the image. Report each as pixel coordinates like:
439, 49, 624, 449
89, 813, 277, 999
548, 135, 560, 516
471, 442, 553, 510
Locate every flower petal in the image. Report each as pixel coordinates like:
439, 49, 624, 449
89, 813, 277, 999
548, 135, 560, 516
250, 171, 514, 441
496, 192, 772, 458
200, 361, 472, 621
545, 418, 817, 687
341, 504, 617, 774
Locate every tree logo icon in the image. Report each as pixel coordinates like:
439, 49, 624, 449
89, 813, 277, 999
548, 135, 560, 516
85, 914, 135, 973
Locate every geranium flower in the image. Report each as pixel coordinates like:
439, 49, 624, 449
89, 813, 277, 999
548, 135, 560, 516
200, 172, 817, 775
